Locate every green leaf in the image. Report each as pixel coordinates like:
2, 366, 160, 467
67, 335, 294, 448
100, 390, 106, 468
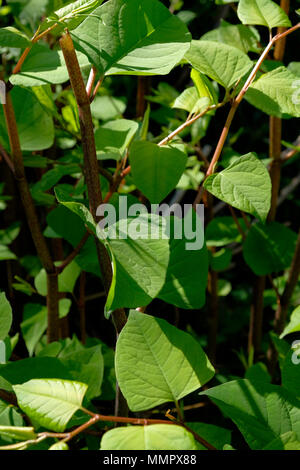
34, 261, 81, 296
204, 153, 271, 222
0, 86, 54, 151
37, 164, 80, 193
95, 119, 139, 160
129, 141, 187, 203
280, 306, 300, 338
0, 341, 6, 364
46, 204, 86, 247
205, 216, 246, 247
157, 214, 209, 309
74, 238, 101, 277
173, 88, 210, 114
100, 424, 197, 450
263, 431, 300, 450
215, 0, 238, 3
54, 187, 97, 235
245, 362, 271, 384
13, 379, 88, 432
0, 357, 72, 387
246, 67, 300, 118
0, 26, 30, 48
20, 300, 71, 357
0, 222, 20, 245
0, 293, 12, 341
186, 422, 231, 450
10, 47, 90, 87
10, 0, 49, 26
0, 244, 16, 261
223, 444, 235, 450
185, 40, 252, 90
201, 379, 300, 450
91, 95, 127, 121
243, 222, 297, 276
191, 69, 217, 104
104, 214, 170, 314
0, 426, 36, 441
115, 311, 214, 412
21, 304, 48, 357
237, 0, 291, 29
52, 191, 102, 276
201, 20, 261, 54
288, 62, 300, 78
41, 0, 104, 34
72, 0, 191, 76
210, 248, 232, 272
282, 347, 300, 399
0, 398, 23, 443
217, 279, 232, 297
60, 345, 104, 400
270, 333, 290, 371
49, 441, 69, 450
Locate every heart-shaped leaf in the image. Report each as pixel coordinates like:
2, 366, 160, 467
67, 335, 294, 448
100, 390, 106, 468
185, 40, 252, 90
13, 379, 88, 432
115, 311, 214, 412
72, 0, 191, 76
237, 0, 291, 29
204, 153, 271, 222
129, 141, 187, 203
101, 424, 197, 450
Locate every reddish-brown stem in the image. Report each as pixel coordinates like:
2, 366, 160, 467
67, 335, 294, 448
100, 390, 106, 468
267, 275, 281, 305
195, 22, 300, 201
240, 211, 251, 230
81, 409, 216, 450
2, 92, 59, 342
12, 22, 60, 75
12, 47, 31, 75
158, 104, 220, 147
59, 31, 127, 336
90, 77, 103, 103
0, 389, 18, 406
182, 423, 216, 450
0, 143, 15, 173
86, 66, 97, 98
273, 0, 290, 60
268, 0, 290, 223
114, 383, 129, 420
206, 102, 239, 177
136, 77, 151, 118
60, 31, 103, 216
171, 402, 207, 412
165, 410, 216, 450
121, 103, 221, 180
282, 147, 299, 162
60, 32, 128, 420
56, 232, 90, 274
228, 205, 246, 241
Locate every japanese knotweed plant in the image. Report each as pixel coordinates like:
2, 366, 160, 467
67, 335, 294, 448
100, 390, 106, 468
0, 0, 299, 451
